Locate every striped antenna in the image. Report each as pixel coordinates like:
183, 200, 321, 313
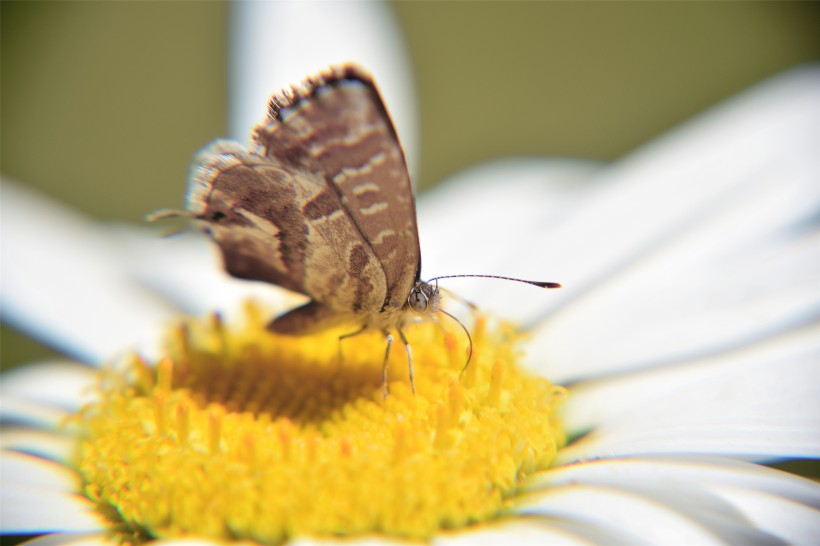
428, 274, 561, 289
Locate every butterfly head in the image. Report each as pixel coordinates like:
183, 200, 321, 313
406, 281, 441, 315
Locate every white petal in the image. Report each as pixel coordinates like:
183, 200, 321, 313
1, 450, 75, 493
106, 225, 297, 322
16, 533, 110, 546
290, 538, 408, 546
558, 325, 820, 461
1, 361, 97, 411
525, 66, 820, 380
535, 231, 819, 382
434, 519, 617, 546
519, 484, 748, 545
228, 1, 418, 176
522, 456, 817, 544
1, 429, 76, 465
1, 361, 96, 431
536, 66, 820, 313
529, 456, 820, 510
0, 395, 74, 431
140, 542, 226, 546
0, 450, 107, 533
436, 516, 651, 545
416, 158, 603, 318
708, 485, 820, 545
0, 181, 177, 364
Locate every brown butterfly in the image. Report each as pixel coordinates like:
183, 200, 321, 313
154, 65, 559, 396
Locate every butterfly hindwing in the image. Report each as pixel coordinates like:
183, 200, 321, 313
187, 141, 388, 323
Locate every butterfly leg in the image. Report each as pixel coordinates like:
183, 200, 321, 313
338, 324, 368, 364
397, 327, 415, 395
381, 329, 393, 399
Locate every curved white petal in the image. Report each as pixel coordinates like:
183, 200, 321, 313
1, 181, 178, 364
524, 66, 820, 381
0, 451, 107, 533
16, 533, 110, 546
229, 1, 417, 176
519, 484, 763, 545
531, 455, 820, 507
559, 324, 820, 460
141, 542, 233, 546
1, 361, 97, 430
1, 395, 74, 431
708, 486, 820, 545
290, 538, 408, 546
434, 518, 626, 545
416, 158, 604, 319
523, 456, 819, 545
105, 225, 297, 322
1, 361, 97, 433
1, 361, 97, 411
1, 429, 76, 465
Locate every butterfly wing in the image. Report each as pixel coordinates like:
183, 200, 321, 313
186, 140, 388, 322
253, 66, 421, 311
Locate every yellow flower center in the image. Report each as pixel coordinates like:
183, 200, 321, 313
76, 302, 566, 544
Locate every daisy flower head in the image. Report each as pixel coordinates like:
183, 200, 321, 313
3, 2, 820, 546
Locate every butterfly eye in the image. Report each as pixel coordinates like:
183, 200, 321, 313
407, 286, 429, 313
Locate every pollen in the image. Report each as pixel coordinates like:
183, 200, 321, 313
76, 302, 566, 544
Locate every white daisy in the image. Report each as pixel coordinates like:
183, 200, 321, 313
2, 2, 819, 545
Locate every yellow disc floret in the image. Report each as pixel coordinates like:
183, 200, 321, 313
76, 302, 566, 544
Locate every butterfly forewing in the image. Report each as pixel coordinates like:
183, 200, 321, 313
253, 66, 421, 310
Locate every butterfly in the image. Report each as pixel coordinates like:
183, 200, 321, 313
155, 65, 559, 397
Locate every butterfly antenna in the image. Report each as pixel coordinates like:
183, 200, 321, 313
437, 308, 473, 376
428, 274, 561, 289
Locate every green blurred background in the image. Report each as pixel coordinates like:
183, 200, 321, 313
2, 1, 819, 368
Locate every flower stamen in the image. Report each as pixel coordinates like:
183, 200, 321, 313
77, 302, 566, 543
